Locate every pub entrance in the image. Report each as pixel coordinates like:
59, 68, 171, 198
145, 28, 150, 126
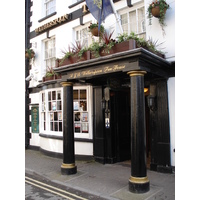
93, 86, 151, 164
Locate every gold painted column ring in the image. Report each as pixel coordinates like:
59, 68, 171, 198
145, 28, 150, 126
60, 82, 73, 87
127, 70, 147, 77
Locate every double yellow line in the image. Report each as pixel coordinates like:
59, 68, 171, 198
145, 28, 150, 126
25, 176, 88, 200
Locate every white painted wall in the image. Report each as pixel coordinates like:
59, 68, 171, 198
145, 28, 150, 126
168, 77, 175, 166
145, 0, 175, 61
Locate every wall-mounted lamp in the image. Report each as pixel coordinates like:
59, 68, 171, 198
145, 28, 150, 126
101, 98, 106, 110
147, 95, 157, 111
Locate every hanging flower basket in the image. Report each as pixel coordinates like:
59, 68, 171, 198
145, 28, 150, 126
151, 6, 167, 18
25, 49, 35, 59
88, 23, 104, 37
147, 0, 170, 34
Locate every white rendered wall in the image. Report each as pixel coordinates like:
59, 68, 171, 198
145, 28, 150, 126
168, 77, 175, 166
145, 0, 175, 61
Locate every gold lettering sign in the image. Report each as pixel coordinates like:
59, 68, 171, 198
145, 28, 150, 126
68, 65, 125, 79
35, 14, 69, 33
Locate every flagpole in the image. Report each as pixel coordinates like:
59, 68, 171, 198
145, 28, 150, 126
109, 0, 123, 34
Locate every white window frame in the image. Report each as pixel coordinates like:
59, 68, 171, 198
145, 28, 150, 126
44, 0, 56, 16
40, 88, 63, 137
119, 5, 146, 37
73, 85, 93, 139
40, 86, 93, 139
74, 23, 93, 48
44, 37, 56, 74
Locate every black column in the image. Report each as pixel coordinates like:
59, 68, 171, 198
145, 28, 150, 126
61, 82, 77, 175
127, 71, 150, 193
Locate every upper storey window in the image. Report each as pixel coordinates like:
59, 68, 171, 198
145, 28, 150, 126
45, 0, 56, 16
120, 6, 146, 38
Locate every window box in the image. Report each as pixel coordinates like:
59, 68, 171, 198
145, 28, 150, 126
56, 51, 91, 67
43, 74, 61, 82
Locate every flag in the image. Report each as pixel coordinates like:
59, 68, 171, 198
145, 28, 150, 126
86, 0, 113, 31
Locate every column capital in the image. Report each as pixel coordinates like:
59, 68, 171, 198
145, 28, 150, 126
127, 71, 147, 77
60, 81, 73, 87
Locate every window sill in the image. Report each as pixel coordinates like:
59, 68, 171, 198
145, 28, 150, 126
68, 0, 85, 9
38, 12, 57, 23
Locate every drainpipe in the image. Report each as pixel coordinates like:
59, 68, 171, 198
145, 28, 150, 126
25, 0, 31, 148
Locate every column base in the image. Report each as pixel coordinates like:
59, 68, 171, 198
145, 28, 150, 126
129, 176, 150, 193
61, 163, 77, 175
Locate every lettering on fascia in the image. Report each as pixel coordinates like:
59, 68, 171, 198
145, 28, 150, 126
68, 65, 125, 79
35, 14, 69, 33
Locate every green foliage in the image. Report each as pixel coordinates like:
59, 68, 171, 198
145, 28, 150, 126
45, 66, 58, 77
147, 0, 170, 33
25, 48, 35, 59
88, 42, 103, 58
88, 23, 105, 33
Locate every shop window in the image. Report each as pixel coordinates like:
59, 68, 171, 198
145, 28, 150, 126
120, 6, 146, 38
40, 86, 92, 138
41, 89, 62, 133
73, 89, 89, 134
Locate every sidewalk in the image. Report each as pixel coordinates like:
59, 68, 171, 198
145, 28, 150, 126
25, 149, 175, 200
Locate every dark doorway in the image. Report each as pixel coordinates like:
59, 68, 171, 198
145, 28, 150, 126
93, 86, 151, 165
109, 88, 131, 162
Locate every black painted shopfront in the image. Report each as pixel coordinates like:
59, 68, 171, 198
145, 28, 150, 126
54, 48, 175, 193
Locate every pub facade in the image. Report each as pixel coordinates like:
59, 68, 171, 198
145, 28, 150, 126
25, 0, 175, 193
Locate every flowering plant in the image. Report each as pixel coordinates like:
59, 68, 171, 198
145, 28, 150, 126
147, 0, 169, 32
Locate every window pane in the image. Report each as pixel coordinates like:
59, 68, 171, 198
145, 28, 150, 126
54, 122, 58, 131
57, 101, 62, 110
75, 112, 80, 121
58, 112, 62, 120
54, 112, 58, 120
129, 11, 137, 33
50, 122, 53, 131
73, 90, 78, 100
52, 91, 56, 100
48, 102, 51, 111
57, 91, 61, 100
44, 122, 46, 130
82, 123, 89, 133
138, 7, 145, 33
59, 122, 62, 131
50, 113, 53, 121
48, 92, 51, 100
80, 90, 86, 99
80, 101, 87, 111
75, 123, 81, 133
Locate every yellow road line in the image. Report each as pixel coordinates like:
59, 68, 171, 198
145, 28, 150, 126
25, 176, 88, 200
25, 180, 75, 200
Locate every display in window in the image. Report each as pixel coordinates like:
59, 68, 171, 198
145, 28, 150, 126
57, 91, 61, 100
52, 101, 56, 111
75, 123, 81, 133
74, 101, 79, 111
50, 113, 53, 121
57, 101, 62, 110
82, 123, 89, 133
58, 112, 62, 121
81, 112, 88, 122
75, 112, 80, 121
80, 101, 87, 111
